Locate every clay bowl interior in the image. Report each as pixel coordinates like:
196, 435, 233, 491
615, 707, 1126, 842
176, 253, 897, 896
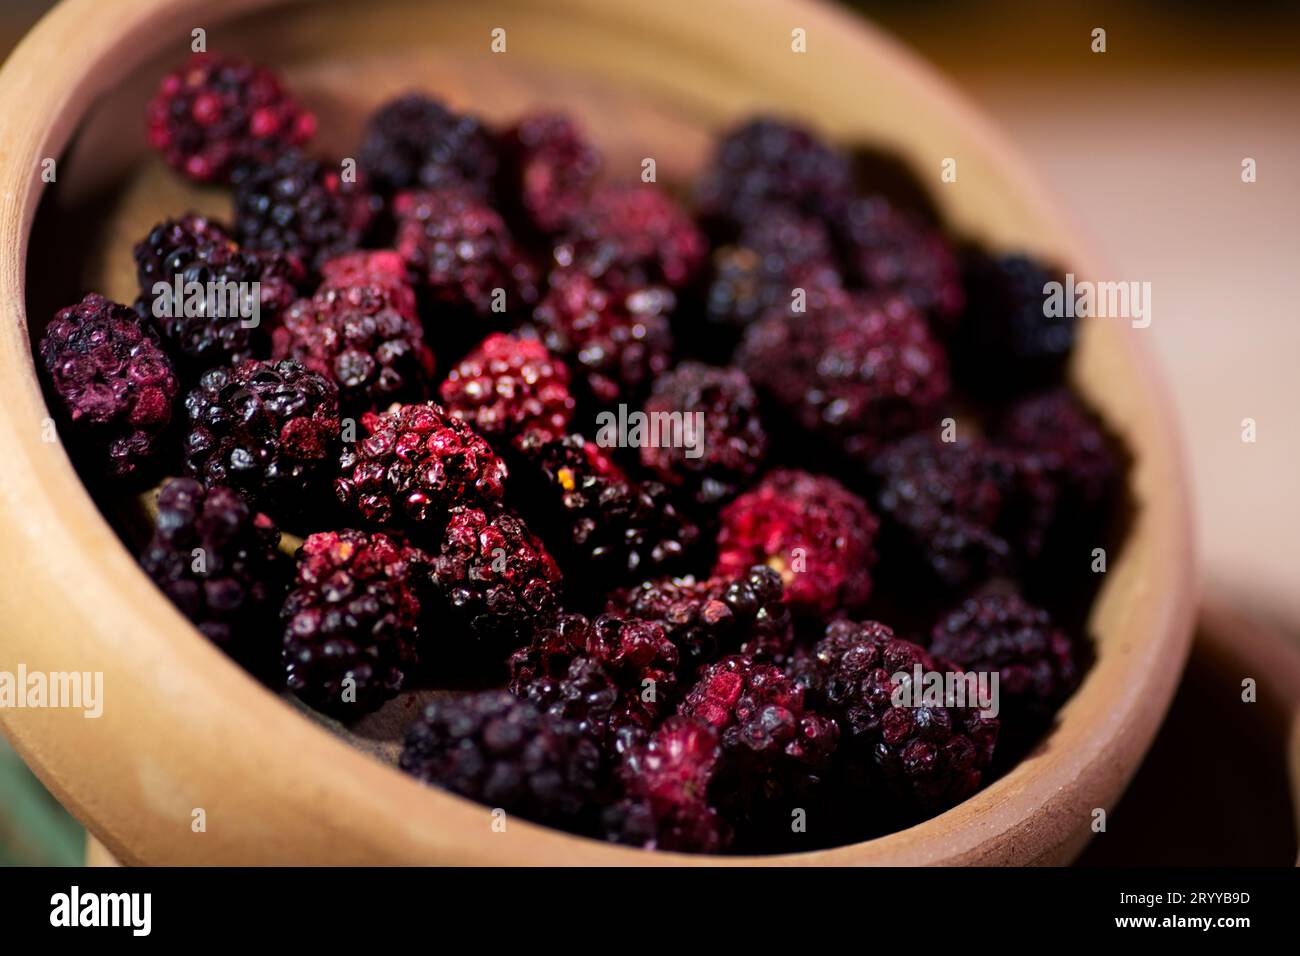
0, 0, 1195, 864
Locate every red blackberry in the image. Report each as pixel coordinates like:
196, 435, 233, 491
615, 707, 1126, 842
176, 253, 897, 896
282, 529, 431, 717
140, 478, 289, 675
40, 293, 179, 483
532, 268, 674, 405
609, 565, 794, 672
554, 183, 706, 292
604, 716, 731, 853
869, 434, 1019, 590
233, 149, 376, 271
438, 333, 575, 448
714, 469, 878, 618
146, 53, 316, 184
335, 401, 507, 531
834, 195, 964, 334
358, 94, 498, 197
694, 117, 854, 236
792, 619, 999, 812
501, 112, 601, 235
737, 290, 950, 460
640, 363, 768, 508
394, 186, 539, 319
133, 213, 304, 373
318, 248, 411, 289
954, 250, 1073, 395
430, 505, 563, 650
511, 432, 700, 591
271, 254, 434, 414
182, 359, 340, 513
399, 690, 603, 830
930, 588, 1078, 716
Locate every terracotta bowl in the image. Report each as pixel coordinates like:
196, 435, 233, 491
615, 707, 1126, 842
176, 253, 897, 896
0, 0, 1196, 864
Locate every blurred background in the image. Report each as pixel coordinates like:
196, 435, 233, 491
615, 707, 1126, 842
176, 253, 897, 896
1, 0, 1296, 864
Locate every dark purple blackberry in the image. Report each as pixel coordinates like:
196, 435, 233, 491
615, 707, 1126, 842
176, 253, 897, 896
609, 565, 794, 673
501, 112, 601, 235
146, 53, 317, 184
232, 149, 376, 271
134, 213, 304, 372
40, 293, 179, 483
694, 117, 854, 236
511, 432, 700, 592
513, 648, 621, 746
792, 619, 999, 813
869, 434, 1020, 590
604, 716, 731, 853
431, 505, 563, 650
954, 250, 1073, 395
639, 363, 767, 509
738, 289, 950, 460
358, 94, 498, 197
834, 195, 964, 335
140, 478, 289, 675
282, 529, 432, 717
930, 588, 1078, 716
182, 359, 340, 513
399, 690, 604, 830
335, 402, 508, 532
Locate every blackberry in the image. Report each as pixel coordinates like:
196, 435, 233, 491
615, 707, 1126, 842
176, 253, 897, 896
318, 248, 411, 289
399, 690, 603, 830
954, 250, 1073, 395
438, 333, 575, 448
40, 293, 179, 483
146, 53, 316, 183
930, 588, 1078, 716
604, 716, 731, 853
140, 478, 289, 674
511, 432, 700, 591
609, 565, 794, 672
358, 94, 498, 197
133, 213, 304, 373
335, 401, 507, 531
394, 186, 539, 319
714, 469, 878, 618
533, 268, 674, 405
694, 117, 854, 236
738, 290, 950, 460
182, 359, 340, 513
430, 505, 563, 650
792, 619, 999, 813
869, 433, 1019, 590
640, 363, 768, 509
834, 195, 964, 334
271, 254, 434, 414
282, 529, 431, 717
232, 149, 376, 272
501, 112, 601, 234
553, 183, 707, 292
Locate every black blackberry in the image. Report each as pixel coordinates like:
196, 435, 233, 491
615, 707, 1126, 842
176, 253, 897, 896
358, 93, 498, 197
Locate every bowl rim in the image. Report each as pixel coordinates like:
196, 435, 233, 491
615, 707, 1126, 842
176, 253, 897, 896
0, 0, 1196, 865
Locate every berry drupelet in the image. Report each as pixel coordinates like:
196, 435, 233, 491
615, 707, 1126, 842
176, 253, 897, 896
232, 149, 376, 272
438, 333, 575, 449
400, 690, 604, 830
335, 401, 508, 532
140, 478, 289, 675
501, 112, 601, 235
40, 293, 179, 483
930, 588, 1078, 717
609, 565, 794, 673
738, 290, 950, 460
792, 619, 999, 813
281, 529, 432, 717
358, 94, 499, 198
182, 359, 340, 513
146, 52, 317, 184
639, 363, 768, 509
714, 469, 878, 618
